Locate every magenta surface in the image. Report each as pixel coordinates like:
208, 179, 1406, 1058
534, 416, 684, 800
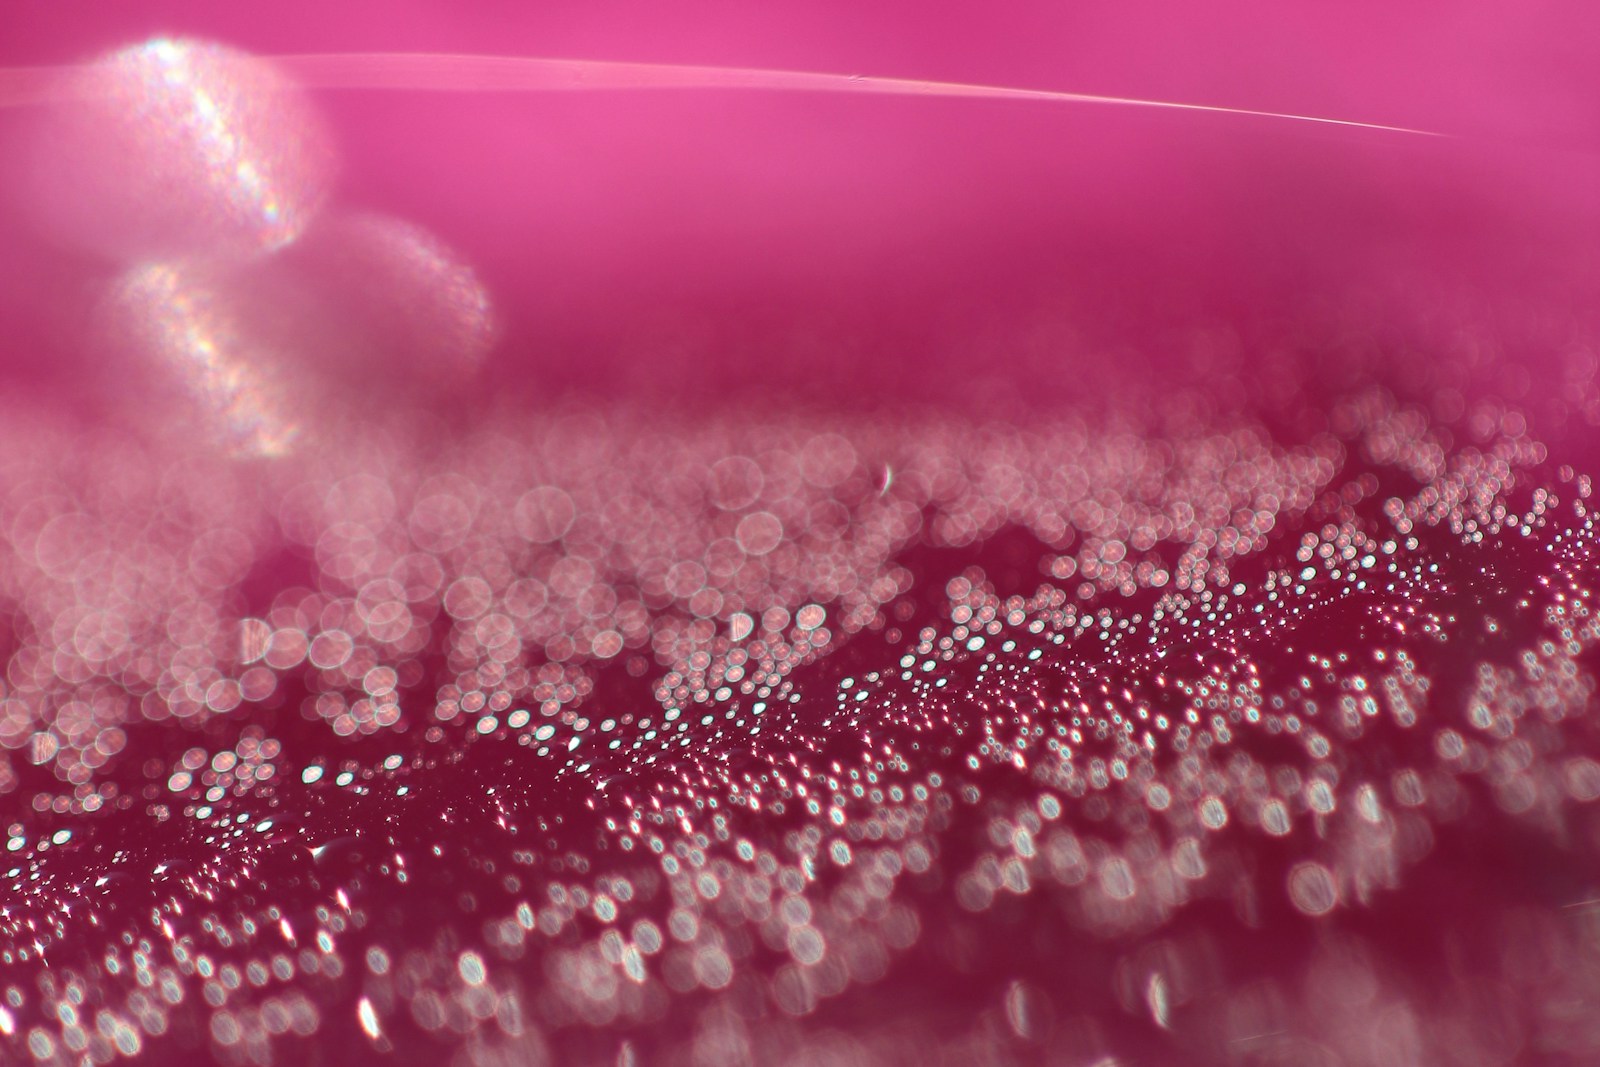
0, 4, 1599, 1066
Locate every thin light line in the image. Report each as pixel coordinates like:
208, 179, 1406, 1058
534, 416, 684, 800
0, 52, 1443, 138
280, 54, 1445, 137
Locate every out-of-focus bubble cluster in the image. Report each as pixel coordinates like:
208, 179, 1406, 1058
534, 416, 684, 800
0, 378, 1596, 1065
27, 38, 333, 263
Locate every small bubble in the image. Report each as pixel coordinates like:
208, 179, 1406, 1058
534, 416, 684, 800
457, 951, 486, 986
735, 512, 784, 556
1287, 862, 1340, 916
787, 924, 826, 965
357, 997, 381, 1040
1564, 758, 1600, 802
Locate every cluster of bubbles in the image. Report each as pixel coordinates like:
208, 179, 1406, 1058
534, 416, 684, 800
4, 31, 1600, 1067
0, 399, 1348, 796
0, 371, 1595, 1064
22, 37, 495, 457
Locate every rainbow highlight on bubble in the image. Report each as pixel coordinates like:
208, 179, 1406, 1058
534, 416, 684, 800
115, 263, 301, 458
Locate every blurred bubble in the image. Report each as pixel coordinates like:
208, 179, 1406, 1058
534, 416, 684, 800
96, 217, 498, 457
106, 261, 301, 457
24, 37, 334, 262
1287, 862, 1340, 916
272, 212, 497, 385
458, 951, 487, 986
356, 997, 380, 1040
736, 511, 784, 555
160, 211, 499, 396
1004, 980, 1055, 1042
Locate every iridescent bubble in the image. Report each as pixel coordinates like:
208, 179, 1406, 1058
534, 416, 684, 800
24, 37, 334, 262
106, 261, 301, 458
458, 951, 487, 986
356, 998, 380, 1041
1564, 757, 1600, 802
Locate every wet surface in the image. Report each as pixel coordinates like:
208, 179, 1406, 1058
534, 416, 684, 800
2, 8, 1600, 1065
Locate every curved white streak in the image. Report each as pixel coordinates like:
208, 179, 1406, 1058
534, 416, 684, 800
2, 52, 1442, 137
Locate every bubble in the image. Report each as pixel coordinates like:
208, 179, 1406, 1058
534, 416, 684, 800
270, 212, 497, 386
356, 997, 381, 1040
24, 37, 334, 262
786, 924, 826, 965
307, 630, 354, 670
458, 951, 486, 986
709, 457, 764, 510
1354, 783, 1385, 824
693, 946, 733, 990
444, 577, 494, 620
1287, 862, 1340, 916
796, 604, 827, 632
633, 921, 663, 955
106, 262, 302, 457
1392, 769, 1428, 807
735, 511, 784, 555
1098, 857, 1136, 900
1260, 798, 1291, 836
210, 1011, 241, 1046
1564, 758, 1600, 802
799, 433, 858, 488
514, 487, 577, 544
1145, 972, 1171, 1028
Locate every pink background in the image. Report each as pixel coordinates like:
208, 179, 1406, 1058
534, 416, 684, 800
1, 1, 1598, 421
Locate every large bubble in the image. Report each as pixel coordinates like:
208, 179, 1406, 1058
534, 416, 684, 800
269, 212, 498, 387
23, 37, 335, 263
105, 260, 302, 458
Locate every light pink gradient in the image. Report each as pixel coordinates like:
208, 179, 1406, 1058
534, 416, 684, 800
0, 1, 1595, 426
